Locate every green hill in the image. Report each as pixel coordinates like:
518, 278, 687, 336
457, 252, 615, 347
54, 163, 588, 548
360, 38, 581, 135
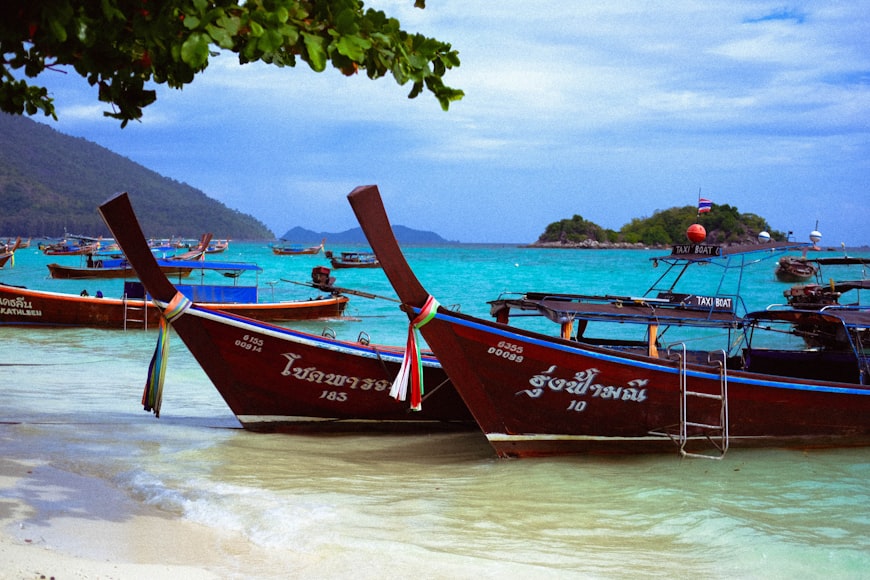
0, 114, 273, 239
536, 203, 786, 247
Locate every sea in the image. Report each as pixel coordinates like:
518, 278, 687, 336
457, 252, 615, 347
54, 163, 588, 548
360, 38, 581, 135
1, 241, 869, 578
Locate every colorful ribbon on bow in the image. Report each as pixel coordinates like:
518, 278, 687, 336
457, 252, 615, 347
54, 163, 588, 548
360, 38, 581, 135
390, 295, 440, 411
142, 292, 192, 417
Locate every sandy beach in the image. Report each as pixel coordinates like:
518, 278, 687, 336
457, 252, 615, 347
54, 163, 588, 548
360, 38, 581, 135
0, 455, 254, 580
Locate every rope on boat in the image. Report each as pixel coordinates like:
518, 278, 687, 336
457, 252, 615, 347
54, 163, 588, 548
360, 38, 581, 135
142, 292, 192, 418
390, 295, 440, 411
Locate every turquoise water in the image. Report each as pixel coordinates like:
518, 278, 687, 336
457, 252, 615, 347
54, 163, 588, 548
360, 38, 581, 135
1, 242, 869, 578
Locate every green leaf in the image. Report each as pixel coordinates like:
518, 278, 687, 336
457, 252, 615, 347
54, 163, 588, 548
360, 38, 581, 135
335, 9, 359, 36
335, 35, 370, 61
257, 29, 283, 53
302, 32, 326, 71
180, 33, 210, 69
206, 23, 233, 48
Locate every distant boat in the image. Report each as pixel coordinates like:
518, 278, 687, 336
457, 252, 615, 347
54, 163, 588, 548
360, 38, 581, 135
0, 238, 21, 268
349, 184, 870, 458
326, 250, 381, 269
47, 258, 197, 280
1, 261, 349, 328
46, 233, 213, 279
42, 236, 102, 256
782, 256, 870, 311
271, 238, 324, 255
96, 192, 474, 431
774, 256, 817, 282
205, 239, 230, 254
5, 237, 30, 249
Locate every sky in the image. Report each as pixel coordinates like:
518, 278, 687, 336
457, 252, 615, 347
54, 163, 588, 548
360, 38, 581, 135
25, 1, 870, 245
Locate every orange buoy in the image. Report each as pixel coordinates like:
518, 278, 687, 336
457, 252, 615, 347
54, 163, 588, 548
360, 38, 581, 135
686, 223, 706, 243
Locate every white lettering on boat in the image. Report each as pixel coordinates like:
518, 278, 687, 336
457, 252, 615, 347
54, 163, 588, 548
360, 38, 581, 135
517, 365, 648, 410
279, 352, 391, 394
0, 295, 42, 317
234, 334, 263, 352
487, 340, 525, 363
692, 295, 733, 311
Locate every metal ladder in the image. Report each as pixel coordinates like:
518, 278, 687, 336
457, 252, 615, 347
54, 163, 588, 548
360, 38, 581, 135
123, 294, 148, 330
672, 344, 729, 459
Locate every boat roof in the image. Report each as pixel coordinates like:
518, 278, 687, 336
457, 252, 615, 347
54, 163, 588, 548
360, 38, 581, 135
746, 306, 870, 329
491, 292, 742, 329
154, 259, 262, 271
810, 256, 870, 266
652, 240, 811, 264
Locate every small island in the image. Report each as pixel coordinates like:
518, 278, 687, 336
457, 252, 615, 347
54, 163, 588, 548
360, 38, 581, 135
526, 203, 786, 249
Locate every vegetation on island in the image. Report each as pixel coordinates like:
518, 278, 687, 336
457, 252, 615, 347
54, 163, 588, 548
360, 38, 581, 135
0, 0, 462, 126
536, 204, 786, 247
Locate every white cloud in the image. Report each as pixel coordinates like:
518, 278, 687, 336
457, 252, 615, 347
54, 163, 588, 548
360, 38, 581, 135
24, 0, 870, 244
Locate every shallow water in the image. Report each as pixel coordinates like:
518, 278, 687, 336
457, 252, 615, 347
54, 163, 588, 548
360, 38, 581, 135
1, 242, 868, 578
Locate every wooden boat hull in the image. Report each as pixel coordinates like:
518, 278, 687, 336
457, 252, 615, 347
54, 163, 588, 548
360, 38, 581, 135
0, 238, 21, 268
47, 262, 194, 279
97, 193, 475, 432
348, 184, 870, 457
775, 257, 816, 282
329, 258, 381, 269
0, 283, 349, 328
401, 312, 870, 456
272, 239, 324, 255
157, 306, 473, 431
272, 248, 321, 255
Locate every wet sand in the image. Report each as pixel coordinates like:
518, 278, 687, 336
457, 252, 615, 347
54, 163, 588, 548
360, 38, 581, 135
1, 456, 235, 579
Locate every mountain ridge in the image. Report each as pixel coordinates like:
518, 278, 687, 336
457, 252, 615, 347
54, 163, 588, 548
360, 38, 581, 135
281, 225, 454, 244
0, 114, 274, 239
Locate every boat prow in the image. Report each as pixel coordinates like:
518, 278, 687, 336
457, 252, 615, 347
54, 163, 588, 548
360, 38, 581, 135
97, 192, 474, 431
348, 184, 870, 458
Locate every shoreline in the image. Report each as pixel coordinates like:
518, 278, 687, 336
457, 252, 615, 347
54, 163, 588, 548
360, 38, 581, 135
0, 456, 251, 579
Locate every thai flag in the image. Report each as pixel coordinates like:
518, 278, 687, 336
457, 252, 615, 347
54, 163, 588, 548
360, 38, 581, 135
698, 198, 712, 213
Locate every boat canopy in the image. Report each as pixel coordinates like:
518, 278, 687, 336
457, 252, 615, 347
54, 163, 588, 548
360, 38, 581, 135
746, 306, 870, 329
154, 259, 262, 271
490, 292, 741, 329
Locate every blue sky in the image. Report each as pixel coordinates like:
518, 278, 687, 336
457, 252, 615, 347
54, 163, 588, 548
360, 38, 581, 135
28, 1, 870, 245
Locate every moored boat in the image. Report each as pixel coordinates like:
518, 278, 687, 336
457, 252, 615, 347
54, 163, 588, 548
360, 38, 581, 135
774, 255, 817, 282
1, 260, 349, 328
46, 233, 213, 279
326, 250, 381, 269
0, 237, 21, 268
96, 192, 474, 431
271, 238, 325, 255
206, 239, 230, 253
348, 184, 870, 458
41, 236, 102, 255
46, 258, 198, 279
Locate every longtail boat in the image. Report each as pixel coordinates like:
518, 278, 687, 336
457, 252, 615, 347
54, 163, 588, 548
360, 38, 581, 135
0, 237, 21, 268
326, 250, 381, 269
348, 184, 870, 458
41, 236, 102, 255
271, 238, 325, 255
0, 278, 349, 329
774, 255, 817, 282
96, 192, 474, 431
46, 233, 213, 279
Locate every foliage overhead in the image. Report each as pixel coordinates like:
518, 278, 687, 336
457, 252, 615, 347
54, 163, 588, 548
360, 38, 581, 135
0, 0, 463, 126
538, 203, 786, 246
